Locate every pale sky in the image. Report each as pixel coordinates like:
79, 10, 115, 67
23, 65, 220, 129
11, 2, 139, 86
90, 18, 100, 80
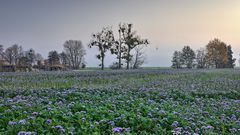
0, 0, 240, 67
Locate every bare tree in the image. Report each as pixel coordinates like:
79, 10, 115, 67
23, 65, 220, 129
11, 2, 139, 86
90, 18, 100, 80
64, 40, 86, 69
4, 47, 14, 65
110, 25, 127, 69
130, 45, 146, 69
48, 51, 60, 66
119, 23, 149, 69
59, 51, 69, 66
196, 48, 207, 68
89, 27, 115, 70
4, 44, 23, 65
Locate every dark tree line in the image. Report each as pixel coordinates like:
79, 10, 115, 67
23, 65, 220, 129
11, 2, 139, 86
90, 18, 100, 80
171, 38, 236, 69
0, 40, 86, 71
0, 44, 43, 71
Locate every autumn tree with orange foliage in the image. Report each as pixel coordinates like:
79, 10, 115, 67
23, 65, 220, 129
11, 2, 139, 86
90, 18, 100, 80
206, 38, 229, 68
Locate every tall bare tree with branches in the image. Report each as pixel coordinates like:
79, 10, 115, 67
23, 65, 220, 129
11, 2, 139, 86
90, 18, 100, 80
89, 27, 115, 70
118, 23, 149, 69
130, 45, 146, 69
64, 40, 86, 69
3, 44, 23, 65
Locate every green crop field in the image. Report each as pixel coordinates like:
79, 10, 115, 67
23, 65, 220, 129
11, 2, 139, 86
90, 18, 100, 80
0, 69, 240, 134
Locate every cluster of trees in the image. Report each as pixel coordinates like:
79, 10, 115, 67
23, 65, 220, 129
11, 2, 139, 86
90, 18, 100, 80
0, 23, 148, 72
171, 38, 236, 69
0, 44, 43, 71
0, 40, 86, 71
2, 30, 239, 72
89, 23, 149, 70
48, 40, 86, 70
